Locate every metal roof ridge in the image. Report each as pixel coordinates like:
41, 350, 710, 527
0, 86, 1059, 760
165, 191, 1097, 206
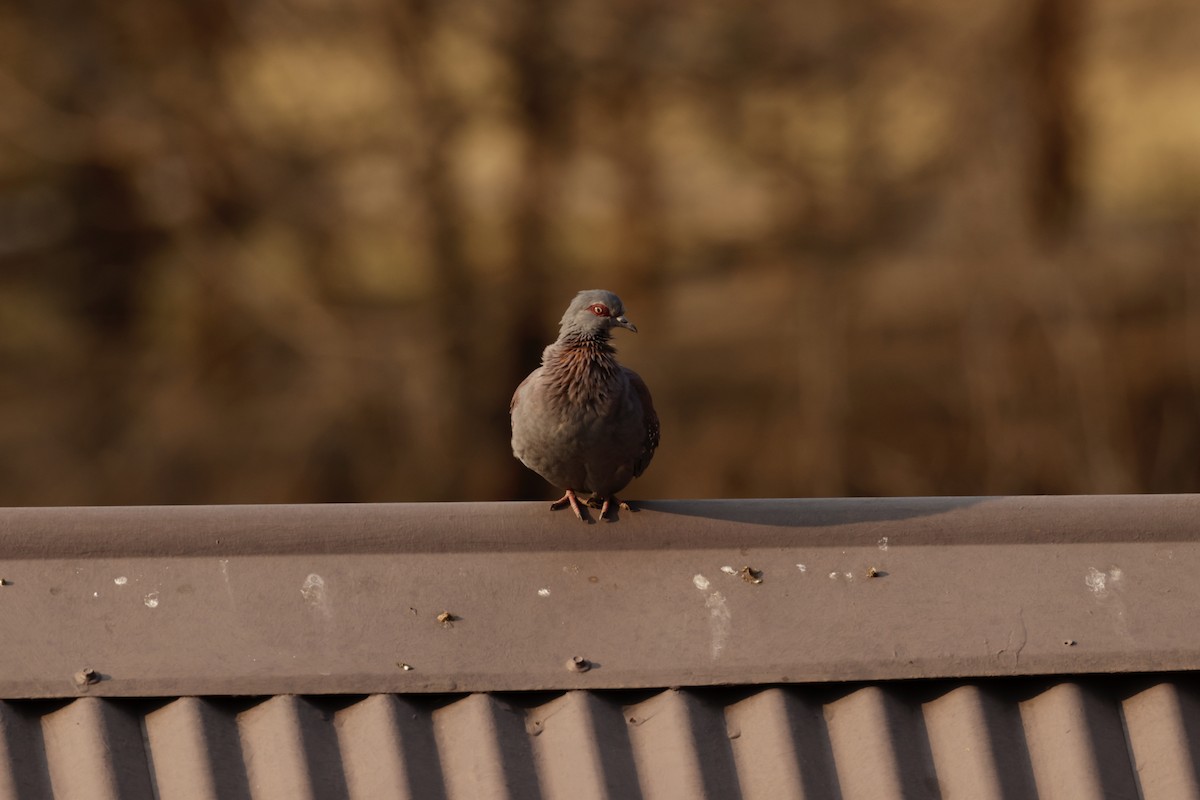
0, 494, 1198, 697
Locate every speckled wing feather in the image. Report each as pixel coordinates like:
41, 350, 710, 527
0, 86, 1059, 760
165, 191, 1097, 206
624, 367, 659, 478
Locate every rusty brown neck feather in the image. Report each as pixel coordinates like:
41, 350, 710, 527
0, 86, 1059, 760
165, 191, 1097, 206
544, 333, 620, 412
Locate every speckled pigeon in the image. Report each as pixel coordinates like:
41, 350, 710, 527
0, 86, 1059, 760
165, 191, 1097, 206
511, 290, 660, 521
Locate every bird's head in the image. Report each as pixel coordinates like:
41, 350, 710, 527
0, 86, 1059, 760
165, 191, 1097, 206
559, 289, 638, 339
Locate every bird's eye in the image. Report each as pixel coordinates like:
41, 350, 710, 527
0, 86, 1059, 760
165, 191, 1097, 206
589, 304, 610, 317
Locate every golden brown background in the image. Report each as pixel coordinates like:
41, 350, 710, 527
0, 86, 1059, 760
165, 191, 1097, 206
2, 0, 1198, 505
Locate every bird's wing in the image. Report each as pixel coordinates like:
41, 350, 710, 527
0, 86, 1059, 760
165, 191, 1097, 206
624, 367, 660, 477
511, 370, 536, 415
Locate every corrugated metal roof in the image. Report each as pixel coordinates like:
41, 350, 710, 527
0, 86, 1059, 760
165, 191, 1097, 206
0, 678, 1196, 799
2, 496, 1200, 797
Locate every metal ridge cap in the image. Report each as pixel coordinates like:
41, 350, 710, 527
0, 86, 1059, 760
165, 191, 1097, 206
0, 494, 1196, 558
0, 494, 1197, 697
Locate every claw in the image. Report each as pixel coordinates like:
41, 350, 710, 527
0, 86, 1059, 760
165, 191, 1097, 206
550, 490, 588, 522
598, 497, 634, 521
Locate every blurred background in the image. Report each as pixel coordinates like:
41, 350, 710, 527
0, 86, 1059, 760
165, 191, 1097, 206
1, 0, 1198, 505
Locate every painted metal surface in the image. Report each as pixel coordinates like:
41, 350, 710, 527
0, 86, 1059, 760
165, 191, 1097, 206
0, 679, 1197, 799
0, 496, 1198, 697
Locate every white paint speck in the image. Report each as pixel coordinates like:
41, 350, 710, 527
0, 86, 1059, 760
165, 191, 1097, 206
114, 576, 128, 586
301, 574, 326, 604
829, 572, 839, 580
218, 559, 237, 605
796, 564, 807, 572
844, 572, 854, 580
693, 574, 711, 591
705, 591, 732, 659
537, 588, 551, 597
93, 591, 99, 598
720, 566, 737, 575
144, 591, 159, 609
1087, 566, 1124, 597
878, 537, 889, 551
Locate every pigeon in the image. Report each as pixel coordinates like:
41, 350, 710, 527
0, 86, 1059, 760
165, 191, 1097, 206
511, 290, 659, 521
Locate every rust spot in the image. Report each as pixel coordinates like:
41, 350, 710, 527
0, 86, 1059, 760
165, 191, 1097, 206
740, 566, 763, 585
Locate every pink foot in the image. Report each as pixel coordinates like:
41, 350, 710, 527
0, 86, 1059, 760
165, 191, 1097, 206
598, 497, 633, 521
550, 489, 588, 522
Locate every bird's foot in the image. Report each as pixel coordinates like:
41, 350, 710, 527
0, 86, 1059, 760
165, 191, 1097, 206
550, 490, 590, 522
592, 496, 634, 521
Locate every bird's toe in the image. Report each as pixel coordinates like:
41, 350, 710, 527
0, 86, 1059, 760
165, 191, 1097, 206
551, 490, 590, 522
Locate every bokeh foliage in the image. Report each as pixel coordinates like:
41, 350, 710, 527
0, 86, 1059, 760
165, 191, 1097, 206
1, 0, 1198, 503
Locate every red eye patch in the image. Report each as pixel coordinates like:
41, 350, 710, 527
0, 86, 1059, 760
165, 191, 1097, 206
589, 304, 611, 317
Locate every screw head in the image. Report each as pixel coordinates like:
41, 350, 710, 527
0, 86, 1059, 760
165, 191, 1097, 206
566, 656, 591, 673
74, 668, 100, 687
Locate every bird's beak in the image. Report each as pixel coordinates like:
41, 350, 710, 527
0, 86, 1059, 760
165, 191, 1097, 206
614, 315, 638, 333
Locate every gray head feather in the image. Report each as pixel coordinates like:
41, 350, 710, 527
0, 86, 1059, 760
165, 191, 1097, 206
558, 290, 637, 339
